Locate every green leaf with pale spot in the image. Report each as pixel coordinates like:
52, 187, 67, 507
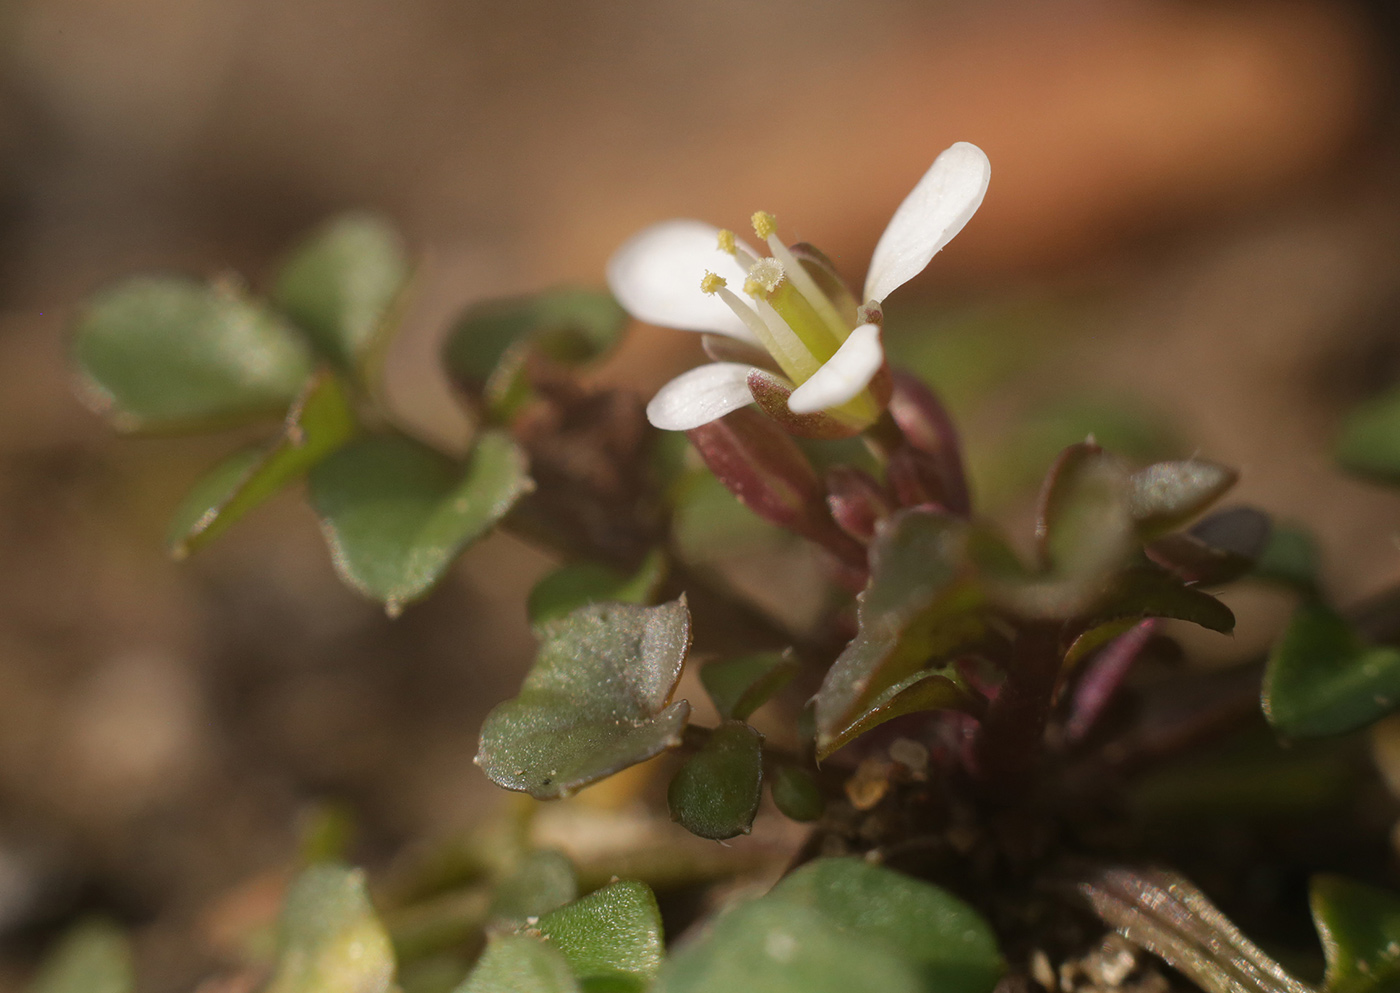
457, 934, 579, 993
653, 898, 923, 993
527, 550, 667, 627
533, 881, 664, 989
309, 431, 533, 614
700, 651, 798, 721
74, 276, 313, 431
275, 213, 410, 371
668, 720, 763, 840
476, 600, 692, 799
28, 920, 133, 993
1312, 875, 1400, 993
168, 370, 357, 557
266, 864, 395, 993
1264, 601, 1400, 737
767, 858, 1003, 993
489, 850, 578, 925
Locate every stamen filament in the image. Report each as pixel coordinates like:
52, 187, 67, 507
751, 296, 822, 383
710, 284, 775, 348
766, 234, 850, 342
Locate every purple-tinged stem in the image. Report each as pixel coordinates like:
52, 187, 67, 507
971, 621, 1063, 798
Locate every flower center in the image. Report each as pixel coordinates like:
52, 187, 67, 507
703, 212, 870, 390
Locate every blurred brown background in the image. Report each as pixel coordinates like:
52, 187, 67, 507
1, 0, 1399, 988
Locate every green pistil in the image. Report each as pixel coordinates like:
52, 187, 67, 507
765, 278, 843, 365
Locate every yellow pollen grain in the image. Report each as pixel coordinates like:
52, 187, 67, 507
716, 229, 737, 255
699, 271, 727, 294
751, 210, 777, 240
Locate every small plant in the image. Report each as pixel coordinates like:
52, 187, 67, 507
50, 143, 1400, 993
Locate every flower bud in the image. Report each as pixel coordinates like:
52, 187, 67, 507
686, 408, 865, 570
886, 371, 970, 514
825, 466, 890, 543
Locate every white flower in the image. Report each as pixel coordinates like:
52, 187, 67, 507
606, 142, 991, 433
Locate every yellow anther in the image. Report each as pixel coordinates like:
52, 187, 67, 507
699, 271, 727, 294
751, 211, 777, 240
716, 229, 737, 255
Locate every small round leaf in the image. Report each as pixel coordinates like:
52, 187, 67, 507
476, 600, 693, 799
1264, 602, 1400, 737
274, 213, 410, 371
770, 766, 824, 823
460, 933, 580, 993
75, 276, 313, 430
266, 864, 394, 993
668, 720, 764, 840
309, 431, 533, 613
1311, 874, 1400, 993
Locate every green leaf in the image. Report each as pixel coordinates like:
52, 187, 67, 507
768, 858, 1003, 993
1091, 565, 1235, 634
309, 431, 533, 614
28, 920, 133, 993
443, 289, 628, 418
1128, 459, 1237, 536
1008, 442, 1137, 616
814, 510, 982, 757
817, 668, 975, 760
653, 898, 924, 993
266, 864, 395, 993
976, 445, 1136, 622
274, 213, 410, 371
1338, 387, 1400, 482
1311, 875, 1400, 993
1037, 442, 1133, 572
489, 851, 578, 925
74, 276, 313, 430
168, 371, 357, 557
476, 600, 692, 799
533, 881, 664, 989
668, 720, 764, 840
1264, 602, 1400, 737
770, 766, 824, 822
1252, 523, 1319, 592
527, 550, 667, 627
458, 934, 580, 993
700, 651, 798, 721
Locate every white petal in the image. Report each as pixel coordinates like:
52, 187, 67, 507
863, 142, 990, 304
607, 220, 760, 341
787, 323, 883, 413
646, 362, 758, 430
